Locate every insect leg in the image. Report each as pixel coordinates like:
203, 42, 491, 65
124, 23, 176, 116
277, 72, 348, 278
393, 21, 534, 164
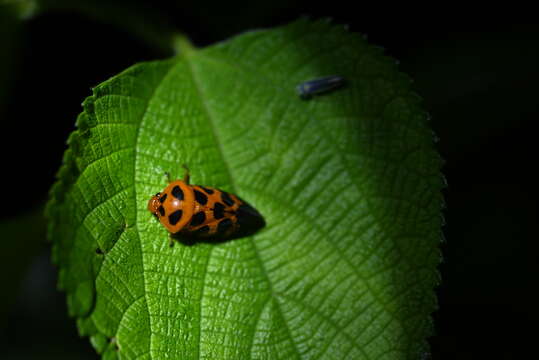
182, 164, 190, 184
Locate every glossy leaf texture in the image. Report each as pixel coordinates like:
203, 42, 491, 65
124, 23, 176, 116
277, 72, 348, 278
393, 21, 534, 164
46, 19, 444, 360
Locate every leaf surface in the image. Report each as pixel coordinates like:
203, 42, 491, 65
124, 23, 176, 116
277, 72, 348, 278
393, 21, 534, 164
47, 19, 444, 359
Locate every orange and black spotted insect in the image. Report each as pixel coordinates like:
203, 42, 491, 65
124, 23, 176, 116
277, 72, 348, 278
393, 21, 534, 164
148, 167, 264, 241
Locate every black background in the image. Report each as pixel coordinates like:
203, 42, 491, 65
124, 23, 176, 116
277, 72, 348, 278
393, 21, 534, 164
1, 2, 537, 359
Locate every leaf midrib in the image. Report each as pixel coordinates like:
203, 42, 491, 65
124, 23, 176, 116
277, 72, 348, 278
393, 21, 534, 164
183, 50, 303, 360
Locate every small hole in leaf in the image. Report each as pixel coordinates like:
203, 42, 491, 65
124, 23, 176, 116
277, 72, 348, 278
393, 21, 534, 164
109, 337, 119, 351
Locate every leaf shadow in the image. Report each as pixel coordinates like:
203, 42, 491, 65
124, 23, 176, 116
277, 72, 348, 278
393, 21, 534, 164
171, 214, 266, 246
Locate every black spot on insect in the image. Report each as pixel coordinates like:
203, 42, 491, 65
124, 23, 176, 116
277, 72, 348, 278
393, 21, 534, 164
195, 225, 210, 235
158, 205, 165, 216
190, 211, 206, 227
155, 192, 161, 197
168, 210, 183, 225
95, 248, 104, 255
217, 218, 233, 233
194, 189, 208, 205
171, 185, 183, 200
199, 186, 214, 194
159, 193, 168, 203
221, 192, 234, 206
213, 202, 225, 219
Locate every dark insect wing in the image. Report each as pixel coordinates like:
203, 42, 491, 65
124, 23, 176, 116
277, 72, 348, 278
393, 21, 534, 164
234, 200, 265, 232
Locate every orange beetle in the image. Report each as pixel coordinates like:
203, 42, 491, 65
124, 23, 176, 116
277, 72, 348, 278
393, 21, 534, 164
148, 167, 264, 240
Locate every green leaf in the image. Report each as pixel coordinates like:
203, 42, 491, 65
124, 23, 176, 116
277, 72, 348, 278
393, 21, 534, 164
47, 19, 444, 359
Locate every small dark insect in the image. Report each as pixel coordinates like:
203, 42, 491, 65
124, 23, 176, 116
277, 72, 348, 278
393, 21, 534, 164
296, 75, 346, 99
